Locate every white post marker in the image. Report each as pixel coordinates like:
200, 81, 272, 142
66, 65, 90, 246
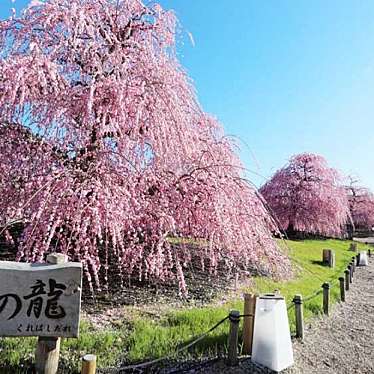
251, 293, 294, 372
358, 251, 369, 266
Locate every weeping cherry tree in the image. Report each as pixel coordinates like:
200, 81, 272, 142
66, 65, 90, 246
346, 179, 374, 231
260, 153, 350, 238
0, 0, 290, 294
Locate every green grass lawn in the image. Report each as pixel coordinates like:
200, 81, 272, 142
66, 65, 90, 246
0, 239, 368, 372
252, 239, 361, 332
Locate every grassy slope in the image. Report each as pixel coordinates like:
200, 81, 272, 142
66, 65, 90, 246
253, 239, 359, 331
0, 239, 368, 372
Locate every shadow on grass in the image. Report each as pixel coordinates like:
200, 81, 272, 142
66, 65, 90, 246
0, 365, 81, 374
183, 331, 228, 356
119, 331, 230, 373
310, 260, 327, 267
0, 367, 34, 374
0, 361, 81, 374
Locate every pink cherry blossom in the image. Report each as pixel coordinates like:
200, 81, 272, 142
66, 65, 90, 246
0, 0, 290, 294
260, 153, 350, 237
346, 181, 374, 231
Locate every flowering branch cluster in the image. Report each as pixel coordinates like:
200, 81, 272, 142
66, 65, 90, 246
346, 180, 374, 231
260, 153, 350, 237
0, 0, 290, 293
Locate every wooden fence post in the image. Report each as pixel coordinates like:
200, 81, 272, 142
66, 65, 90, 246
242, 294, 256, 355
339, 277, 345, 302
322, 283, 330, 316
348, 265, 352, 283
35, 253, 68, 374
228, 310, 240, 366
344, 269, 350, 291
351, 262, 354, 280
293, 294, 304, 340
351, 257, 356, 273
81, 354, 97, 374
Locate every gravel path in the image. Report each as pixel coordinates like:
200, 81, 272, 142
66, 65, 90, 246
286, 258, 374, 374
353, 237, 374, 244
157, 257, 374, 374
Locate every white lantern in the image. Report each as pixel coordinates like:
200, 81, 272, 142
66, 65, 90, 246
359, 251, 369, 266
251, 293, 294, 372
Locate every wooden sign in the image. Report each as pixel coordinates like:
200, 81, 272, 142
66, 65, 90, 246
0, 260, 82, 338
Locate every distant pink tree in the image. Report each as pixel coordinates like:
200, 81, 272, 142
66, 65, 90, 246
346, 179, 374, 231
260, 153, 350, 237
0, 0, 290, 293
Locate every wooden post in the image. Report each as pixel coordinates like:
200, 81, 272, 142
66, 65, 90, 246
339, 277, 345, 302
293, 294, 304, 340
227, 310, 240, 366
322, 249, 330, 265
322, 249, 335, 267
330, 251, 336, 268
35, 253, 68, 374
368, 249, 371, 258
242, 294, 256, 355
81, 354, 97, 374
350, 263, 354, 281
350, 261, 354, 277
356, 254, 360, 267
348, 265, 352, 283
351, 257, 356, 272
344, 269, 350, 291
322, 283, 330, 316
35, 338, 61, 374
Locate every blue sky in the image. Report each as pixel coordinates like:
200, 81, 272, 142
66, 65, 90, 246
2, 1, 374, 189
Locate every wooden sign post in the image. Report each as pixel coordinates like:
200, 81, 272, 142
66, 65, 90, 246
0, 254, 82, 374
322, 249, 335, 268
82, 354, 97, 374
242, 293, 256, 355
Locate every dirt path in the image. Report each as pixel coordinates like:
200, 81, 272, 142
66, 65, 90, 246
160, 256, 374, 374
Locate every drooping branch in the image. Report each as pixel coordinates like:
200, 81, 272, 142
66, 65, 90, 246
260, 153, 350, 237
0, 0, 291, 294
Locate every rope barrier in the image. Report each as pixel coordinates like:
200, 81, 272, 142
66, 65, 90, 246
303, 288, 323, 303
101, 316, 228, 373
99, 256, 359, 373
286, 257, 354, 309
99, 312, 256, 373
290, 256, 326, 283
238, 313, 254, 318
